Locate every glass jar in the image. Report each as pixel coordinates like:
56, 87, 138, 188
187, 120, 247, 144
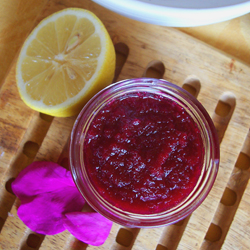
69, 78, 219, 227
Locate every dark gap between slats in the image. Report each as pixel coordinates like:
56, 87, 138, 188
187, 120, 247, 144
64, 238, 88, 250
205, 223, 223, 242
116, 227, 140, 249
220, 187, 237, 206
23, 141, 40, 158
5, 177, 15, 195
39, 113, 54, 122
143, 60, 165, 79
26, 233, 44, 249
0, 217, 4, 233
212, 92, 236, 144
113, 42, 129, 82
235, 152, 250, 170
182, 75, 201, 98
156, 244, 169, 250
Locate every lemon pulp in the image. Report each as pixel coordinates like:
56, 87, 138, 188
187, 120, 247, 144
16, 8, 115, 117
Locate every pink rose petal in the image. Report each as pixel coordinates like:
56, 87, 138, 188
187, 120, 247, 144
12, 161, 85, 234
12, 161, 75, 199
17, 187, 83, 234
63, 212, 112, 246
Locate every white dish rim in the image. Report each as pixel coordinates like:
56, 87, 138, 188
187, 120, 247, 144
92, 0, 250, 26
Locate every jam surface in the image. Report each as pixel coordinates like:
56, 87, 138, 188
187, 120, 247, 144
84, 92, 204, 214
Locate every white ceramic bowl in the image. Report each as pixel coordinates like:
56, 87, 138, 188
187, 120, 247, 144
92, 0, 250, 27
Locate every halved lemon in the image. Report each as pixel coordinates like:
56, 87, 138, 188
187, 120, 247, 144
16, 8, 116, 117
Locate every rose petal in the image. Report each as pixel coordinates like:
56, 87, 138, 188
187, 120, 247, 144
12, 161, 75, 200
63, 212, 112, 246
17, 186, 84, 234
12, 161, 85, 234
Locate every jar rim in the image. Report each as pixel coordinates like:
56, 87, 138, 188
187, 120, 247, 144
69, 78, 220, 227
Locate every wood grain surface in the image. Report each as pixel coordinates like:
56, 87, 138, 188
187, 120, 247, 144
179, 12, 250, 65
0, 0, 250, 249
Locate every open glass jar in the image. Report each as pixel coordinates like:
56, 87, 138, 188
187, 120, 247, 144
69, 78, 219, 227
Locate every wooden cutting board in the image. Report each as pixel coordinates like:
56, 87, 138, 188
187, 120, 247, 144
179, 12, 250, 66
0, 0, 250, 249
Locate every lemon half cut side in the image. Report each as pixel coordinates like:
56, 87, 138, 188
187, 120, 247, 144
16, 8, 116, 117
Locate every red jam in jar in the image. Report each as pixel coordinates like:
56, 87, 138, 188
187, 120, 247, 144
84, 92, 203, 214
70, 78, 219, 227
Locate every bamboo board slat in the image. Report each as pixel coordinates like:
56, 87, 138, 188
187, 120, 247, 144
0, 0, 250, 249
